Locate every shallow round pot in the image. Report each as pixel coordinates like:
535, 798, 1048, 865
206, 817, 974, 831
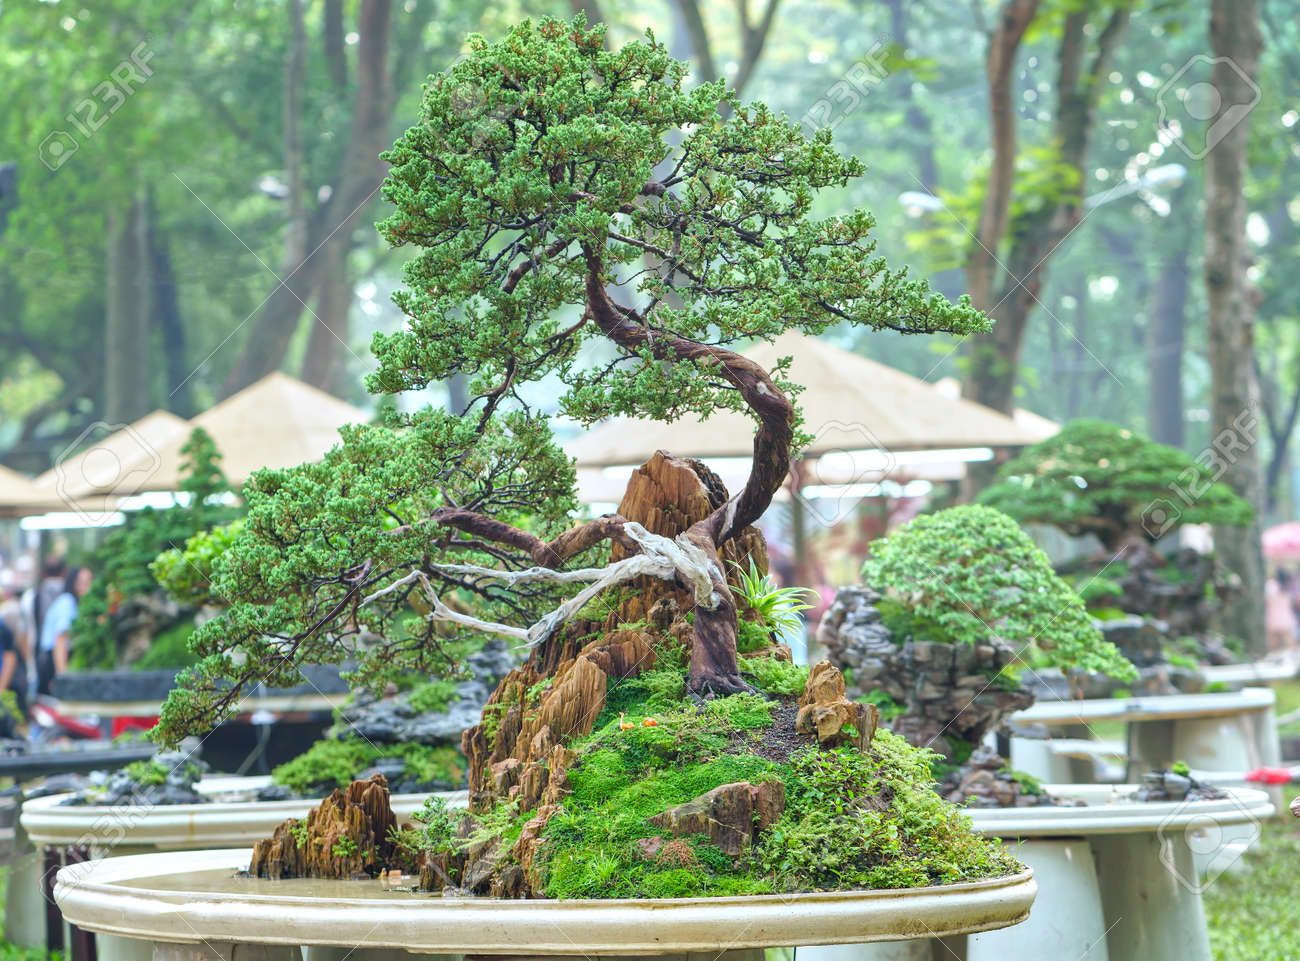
23, 789, 466, 851
54, 848, 1036, 953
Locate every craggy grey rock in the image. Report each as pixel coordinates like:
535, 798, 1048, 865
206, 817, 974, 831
332, 641, 516, 745
819, 587, 1033, 759
1134, 769, 1224, 803
62, 749, 209, 806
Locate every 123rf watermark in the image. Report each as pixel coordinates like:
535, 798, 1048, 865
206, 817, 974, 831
798, 40, 890, 138
38, 42, 155, 171
1141, 405, 1257, 539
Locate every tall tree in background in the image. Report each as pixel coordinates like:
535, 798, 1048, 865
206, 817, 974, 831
961, 1, 1131, 419
1205, 0, 1266, 655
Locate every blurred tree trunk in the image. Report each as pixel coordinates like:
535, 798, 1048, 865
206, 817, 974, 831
146, 193, 193, 418
964, 5, 1129, 415
1205, 0, 1265, 655
1147, 192, 1191, 448
104, 190, 152, 424
222, 0, 393, 398
673, 0, 780, 103
301, 238, 352, 394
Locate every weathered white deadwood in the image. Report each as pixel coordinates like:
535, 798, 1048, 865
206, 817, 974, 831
361, 522, 726, 648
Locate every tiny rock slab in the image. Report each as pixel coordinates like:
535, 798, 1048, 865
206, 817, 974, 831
648, 780, 785, 856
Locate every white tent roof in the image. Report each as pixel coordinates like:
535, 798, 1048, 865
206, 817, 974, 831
567, 332, 1057, 468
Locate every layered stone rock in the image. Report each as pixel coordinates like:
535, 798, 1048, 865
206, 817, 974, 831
818, 587, 1032, 757
250, 774, 399, 880
796, 661, 879, 751
648, 780, 786, 856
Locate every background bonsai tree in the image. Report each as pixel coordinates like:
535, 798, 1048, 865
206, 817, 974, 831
976, 419, 1254, 661
976, 419, 1253, 553
153, 15, 988, 745
70, 427, 237, 671
821, 506, 1135, 760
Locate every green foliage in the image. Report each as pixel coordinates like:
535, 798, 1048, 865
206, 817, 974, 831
731, 561, 815, 639
331, 837, 359, 858
977, 420, 1254, 547
71, 428, 236, 671
406, 678, 461, 715
999, 767, 1045, 797
150, 14, 989, 749
151, 521, 245, 608
759, 733, 1021, 890
131, 619, 199, 671
858, 689, 906, 721
738, 656, 809, 696
123, 759, 168, 787
862, 505, 1136, 680
270, 738, 465, 795
1171, 760, 1191, 777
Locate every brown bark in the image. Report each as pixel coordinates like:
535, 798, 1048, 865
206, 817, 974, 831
300, 235, 352, 393
1206, 0, 1266, 655
222, 0, 393, 397
104, 190, 152, 424
963, 5, 1129, 417
672, 0, 780, 105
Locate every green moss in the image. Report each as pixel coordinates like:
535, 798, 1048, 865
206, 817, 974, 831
271, 738, 465, 794
999, 767, 1045, 796
739, 656, 808, 696
736, 617, 774, 653
123, 759, 169, 786
406, 678, 460, 714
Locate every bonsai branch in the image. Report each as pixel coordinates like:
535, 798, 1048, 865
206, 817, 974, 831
365, 522, 728, 648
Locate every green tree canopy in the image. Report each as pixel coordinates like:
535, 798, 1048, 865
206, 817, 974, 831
977, 419, 1253, 550
862, 505, 1135, 680
154, 15, 989, 745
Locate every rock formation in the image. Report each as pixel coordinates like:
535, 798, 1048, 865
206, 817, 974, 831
818, 587, 1032, 757
796, 661, 879, 750
648, 780, 786, 856
250, 774, 400, 880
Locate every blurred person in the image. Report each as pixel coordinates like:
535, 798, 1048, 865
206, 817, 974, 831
36, 565, 91, 695
1265, 569, 1298, 653
21, 555, 66, 698
0, 571, 29, 715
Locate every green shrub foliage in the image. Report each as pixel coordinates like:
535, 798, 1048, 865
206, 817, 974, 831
861, 505, 1136, 679
71, 428, 236, 670
977, 419, 1252, 549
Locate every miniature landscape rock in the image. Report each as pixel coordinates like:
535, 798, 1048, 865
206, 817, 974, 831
250, 773, 398, 879
819, 586, 1033, 754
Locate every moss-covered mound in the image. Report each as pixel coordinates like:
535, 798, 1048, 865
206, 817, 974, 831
271, 737, 465, 797
390, 648, 1022, 898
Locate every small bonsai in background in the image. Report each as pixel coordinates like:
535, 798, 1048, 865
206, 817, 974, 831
70, 428, 238, 671
820, 505, 1136, 806
977, 419, 1254, 670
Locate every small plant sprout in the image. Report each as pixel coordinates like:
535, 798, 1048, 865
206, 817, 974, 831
732, 560, 816, 639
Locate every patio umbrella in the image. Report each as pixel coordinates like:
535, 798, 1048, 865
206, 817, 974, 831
567, 331, 1057, 467
0, 464, 71, 517
1263, 522, 1300, 561
143, 372, 369, 490
30, 410, 194, 510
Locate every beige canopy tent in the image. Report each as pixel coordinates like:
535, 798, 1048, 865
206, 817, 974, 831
142, 372, 368, 491
31, 410, 194, 511
26, 374, 367, 509
0, 464, 72, 516
567, 331, 1057, 468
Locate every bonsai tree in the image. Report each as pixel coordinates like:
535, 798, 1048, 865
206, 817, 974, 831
976, 419, 1254, 660
861, 506, 1133, 677
70, 428, 237, 671
153, 15, 988, 744
822, 506, 1135, 766
976, 419, 1253, 552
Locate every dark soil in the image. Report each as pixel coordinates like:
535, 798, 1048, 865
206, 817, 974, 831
727, 698, 812, 764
